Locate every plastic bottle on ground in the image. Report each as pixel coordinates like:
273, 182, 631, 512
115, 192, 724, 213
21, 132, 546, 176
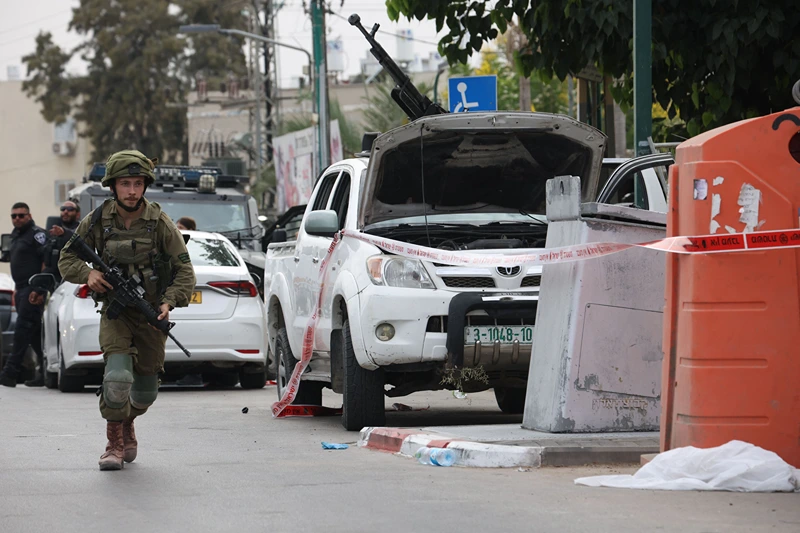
414, 446, 456, 467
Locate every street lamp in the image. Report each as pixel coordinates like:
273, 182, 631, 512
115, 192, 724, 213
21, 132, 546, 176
178, 25, 320, 173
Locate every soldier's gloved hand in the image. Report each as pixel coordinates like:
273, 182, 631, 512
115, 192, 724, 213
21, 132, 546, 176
87, 270, 113, 293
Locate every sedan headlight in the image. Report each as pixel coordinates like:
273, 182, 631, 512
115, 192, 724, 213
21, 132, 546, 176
367, 256, 435, 289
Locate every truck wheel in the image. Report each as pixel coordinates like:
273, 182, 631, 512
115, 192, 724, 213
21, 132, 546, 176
265, 344, 279, 381
341, 320, 385, 431
494, 387, 526, 414
58, 349, 84, 393
275, 327, 322, 405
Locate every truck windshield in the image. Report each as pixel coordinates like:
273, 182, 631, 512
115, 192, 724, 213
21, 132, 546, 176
157, 201, 249, 233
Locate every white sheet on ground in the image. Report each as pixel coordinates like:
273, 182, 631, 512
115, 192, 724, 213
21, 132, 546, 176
574, 440, 800, 492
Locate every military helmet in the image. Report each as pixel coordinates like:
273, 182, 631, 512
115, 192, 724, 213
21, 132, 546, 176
101, 150, 157, 187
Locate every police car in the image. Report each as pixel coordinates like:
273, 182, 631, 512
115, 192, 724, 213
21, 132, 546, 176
68, 163, 269, 290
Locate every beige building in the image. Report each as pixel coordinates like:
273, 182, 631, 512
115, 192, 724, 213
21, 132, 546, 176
0, 81, 93, 276
187, 71, 440, 168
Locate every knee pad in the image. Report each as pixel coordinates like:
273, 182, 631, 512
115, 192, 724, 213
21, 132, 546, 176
103, 353, 134, 409
130, 373, 159, 409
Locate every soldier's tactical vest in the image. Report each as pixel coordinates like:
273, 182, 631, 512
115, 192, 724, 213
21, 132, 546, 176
92, 202, 171, 302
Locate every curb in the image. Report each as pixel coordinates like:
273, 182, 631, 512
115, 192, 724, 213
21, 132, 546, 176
359, 427, 543, 468
359, 427, 659, 468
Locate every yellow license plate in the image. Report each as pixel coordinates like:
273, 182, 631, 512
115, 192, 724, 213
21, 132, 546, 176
190, 291, 202, 304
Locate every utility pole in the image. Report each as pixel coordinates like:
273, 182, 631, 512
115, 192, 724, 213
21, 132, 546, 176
310, 0, 330, 174
633, 0, 652, 156
263, 0, 280, 164
247, 9, 264, 178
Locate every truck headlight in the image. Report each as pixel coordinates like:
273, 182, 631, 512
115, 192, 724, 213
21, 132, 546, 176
367, 256, 435, 289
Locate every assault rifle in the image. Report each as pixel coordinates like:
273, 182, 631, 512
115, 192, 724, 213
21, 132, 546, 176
67, 233, 192, 358
349, 13, 447, 121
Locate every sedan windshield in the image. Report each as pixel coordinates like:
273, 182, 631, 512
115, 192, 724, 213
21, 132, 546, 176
186, 238, 240, 267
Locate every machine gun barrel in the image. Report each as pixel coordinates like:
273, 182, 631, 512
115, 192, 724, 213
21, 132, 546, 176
349, 13, 446, 121
67, 234, 192, 358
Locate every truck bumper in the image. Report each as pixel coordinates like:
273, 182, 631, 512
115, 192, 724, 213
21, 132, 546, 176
356, 286, 537, 370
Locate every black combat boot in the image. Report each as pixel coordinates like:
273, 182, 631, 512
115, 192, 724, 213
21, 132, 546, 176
0, 372, 17, 388
24, 375, 44, 387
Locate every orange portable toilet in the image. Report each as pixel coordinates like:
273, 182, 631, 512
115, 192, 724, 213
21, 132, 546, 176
662, 106, 800, 467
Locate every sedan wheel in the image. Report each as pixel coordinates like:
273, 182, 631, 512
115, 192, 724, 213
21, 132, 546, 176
58, 348, 84, 393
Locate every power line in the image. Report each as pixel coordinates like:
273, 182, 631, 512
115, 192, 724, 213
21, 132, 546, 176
327, 11, 441, 46
0, 19, 75, 49
0, 9, 73, 36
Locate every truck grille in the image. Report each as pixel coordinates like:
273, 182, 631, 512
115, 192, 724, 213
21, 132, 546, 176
426, 315, 534, 333
521, 275, 541, 287
441, 277, 496, 288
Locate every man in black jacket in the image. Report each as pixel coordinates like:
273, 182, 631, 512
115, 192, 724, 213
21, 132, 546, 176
0, 202, 47, 387
42, 201, 81, 284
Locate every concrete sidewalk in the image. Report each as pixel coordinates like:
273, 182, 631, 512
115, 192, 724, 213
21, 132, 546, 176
359, 424, 659, 468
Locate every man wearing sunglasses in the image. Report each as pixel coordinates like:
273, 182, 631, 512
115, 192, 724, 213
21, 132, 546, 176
0, 203, 47, 388
16, 200, 84, 388
42, 201, 81, 285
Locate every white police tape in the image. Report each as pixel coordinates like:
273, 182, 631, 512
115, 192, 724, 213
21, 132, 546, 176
271, 226, 800, 417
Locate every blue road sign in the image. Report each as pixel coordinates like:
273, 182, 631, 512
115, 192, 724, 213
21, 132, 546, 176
448, 75, 497, 113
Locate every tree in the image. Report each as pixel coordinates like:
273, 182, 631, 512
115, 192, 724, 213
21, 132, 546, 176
361, 78, 434, 133
386, 0, 800, 137
251, 99, 362, 211
22, 0, 248, 163
448, 44, 569, 114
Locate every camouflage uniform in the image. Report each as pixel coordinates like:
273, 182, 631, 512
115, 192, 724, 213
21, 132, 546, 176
58, 150, 195, 470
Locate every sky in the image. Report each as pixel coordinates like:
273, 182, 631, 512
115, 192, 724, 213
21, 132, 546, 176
0, 0, 463, 86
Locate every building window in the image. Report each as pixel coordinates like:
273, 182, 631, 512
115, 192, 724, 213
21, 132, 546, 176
54, 180, 75, 206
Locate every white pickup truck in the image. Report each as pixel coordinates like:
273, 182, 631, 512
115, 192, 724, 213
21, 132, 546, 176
264, 112, 672, 430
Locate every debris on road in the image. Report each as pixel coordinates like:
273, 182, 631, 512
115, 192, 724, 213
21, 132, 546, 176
389, 403, 430, 412
321, 442, 349, 450
241, 407, 249, 414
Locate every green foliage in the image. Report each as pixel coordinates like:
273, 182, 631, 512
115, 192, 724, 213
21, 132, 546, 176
252, 99, 362, 210
22, 0, 248, 163
362, 78, 434, 133
386, 0, 800, 137
329, 99, 362, 159
446, 46, 569, 114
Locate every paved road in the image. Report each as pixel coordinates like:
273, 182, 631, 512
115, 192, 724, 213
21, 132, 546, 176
1, 385, 797, 533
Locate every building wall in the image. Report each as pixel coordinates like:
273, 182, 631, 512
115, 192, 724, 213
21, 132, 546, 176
0, 81, 93, 275
186, 71, 441, 167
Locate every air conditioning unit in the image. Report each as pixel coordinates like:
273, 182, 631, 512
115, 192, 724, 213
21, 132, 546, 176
53, 118, 77, 157
52, 141, 76, 157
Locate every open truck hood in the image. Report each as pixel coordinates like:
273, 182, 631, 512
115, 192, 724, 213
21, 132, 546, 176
359, 112, 607, 228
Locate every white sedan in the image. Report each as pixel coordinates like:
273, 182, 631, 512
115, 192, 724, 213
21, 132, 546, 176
41, 231, 268, 391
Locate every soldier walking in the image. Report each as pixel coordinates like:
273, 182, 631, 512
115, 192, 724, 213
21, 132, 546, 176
59, 150, 195, 471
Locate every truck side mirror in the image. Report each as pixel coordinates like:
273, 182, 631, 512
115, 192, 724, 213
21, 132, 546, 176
271, 229, 287, 244
304, 210, 339, 238
0, 234, 11, 262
